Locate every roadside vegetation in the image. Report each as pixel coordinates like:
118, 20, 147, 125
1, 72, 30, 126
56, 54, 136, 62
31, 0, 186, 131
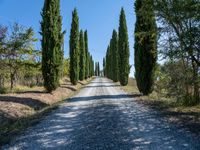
0, 0, 199, 146
103, 0, 199, 107
0, 0, 95, 145
104, 8, 130, 86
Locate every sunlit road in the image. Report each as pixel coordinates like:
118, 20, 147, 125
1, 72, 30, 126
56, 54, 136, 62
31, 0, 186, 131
2, 77, 200, 150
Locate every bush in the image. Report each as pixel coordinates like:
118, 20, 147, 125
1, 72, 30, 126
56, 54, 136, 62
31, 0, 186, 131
0, 87, 8, 94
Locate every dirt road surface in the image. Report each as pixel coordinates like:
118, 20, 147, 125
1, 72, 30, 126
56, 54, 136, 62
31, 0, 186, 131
2, 77, 200, 150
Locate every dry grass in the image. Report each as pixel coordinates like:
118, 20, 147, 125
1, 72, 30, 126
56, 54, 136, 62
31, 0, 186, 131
0, 77, 94, 145
122, 78, 200, 115
0, 77, 92, 126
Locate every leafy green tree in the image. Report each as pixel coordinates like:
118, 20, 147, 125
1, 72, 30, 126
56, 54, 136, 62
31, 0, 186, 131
0, 25, 7, 88
79, 30, 85, 81
134, 0, 157, 95
69, 8, 80, 85
41, 0, 64, 92
63, 58, 70, 77
6, 23, 37, 90
118, 8, 130, 86
155, 0, 200, 104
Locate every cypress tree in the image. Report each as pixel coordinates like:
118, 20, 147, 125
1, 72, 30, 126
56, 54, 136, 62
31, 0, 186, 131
103, 57, 106, 77
92, 60, 95, 76
134, 0, 157, 95
69, 8, 79, 85
95, 62, 97, 76
84, 31, 89, 79
41, 0, 63, 93
118, 8, 130, 86
109, 38, 114, 80
79, 30, 85, 81
106, 46, 110, 78
111, 30, 119, 82
90, 55, 93, 77
88, 53, 90, 77
97, 62, 100, 76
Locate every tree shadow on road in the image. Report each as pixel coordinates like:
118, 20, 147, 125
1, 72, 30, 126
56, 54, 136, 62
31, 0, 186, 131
5, 94, 200, 149
68, 94, 142, 102
83, 85, 120, 88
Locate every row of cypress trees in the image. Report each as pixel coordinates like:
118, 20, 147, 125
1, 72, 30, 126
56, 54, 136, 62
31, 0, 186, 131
95, 62, 100, 76
69, 9, 94, 85
41, 1, 94, 93
104, 8, 130, 86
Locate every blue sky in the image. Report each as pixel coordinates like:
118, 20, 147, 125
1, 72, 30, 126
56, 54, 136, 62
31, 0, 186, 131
0, 0, 135, 77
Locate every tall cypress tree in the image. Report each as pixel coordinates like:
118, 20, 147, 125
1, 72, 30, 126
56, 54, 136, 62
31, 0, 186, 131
97, 62, 100, 76
69, 8, 79, 85
106, 46, 110, 78
109, 38, 114, 80
84, 31, 89, 79
95, 62, 97, 76
134, 0, 157, 95
118, 8, 130, 86
79, 30, 85, 81
92, 59, 95, 76
41, 0, 63, 93
111, 30, 119, 82
90, 55, 93, 77
103, 57, 106, 77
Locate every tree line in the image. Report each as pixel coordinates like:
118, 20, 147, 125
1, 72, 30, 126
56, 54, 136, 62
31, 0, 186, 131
133, 0, 200, 105
103, 0, 199, 106
69, 9, 94, 86
104, 8, 130, 86
0, 0, 199, 105
0, 0, 95, 93
41, 1, 95, 92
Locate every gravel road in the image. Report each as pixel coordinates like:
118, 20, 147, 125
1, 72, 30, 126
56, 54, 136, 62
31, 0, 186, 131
2, 77, 200, 150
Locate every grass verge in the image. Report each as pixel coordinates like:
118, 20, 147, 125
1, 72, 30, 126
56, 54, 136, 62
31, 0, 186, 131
0, 77, 94, 146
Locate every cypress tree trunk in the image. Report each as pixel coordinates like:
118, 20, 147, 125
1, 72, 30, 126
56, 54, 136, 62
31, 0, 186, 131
134, 0, 157, 95
79, 30, 86, 81
69, 9, 80, 85
118, 8, 130, 86
41, 0, 63, 93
